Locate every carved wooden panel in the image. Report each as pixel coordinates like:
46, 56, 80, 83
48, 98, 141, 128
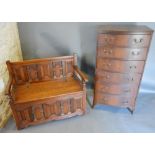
23, 108, 33, 121
50, 104, 55, 115
15, 96, 84, 126
75, 98, 82, 109
11, 58, 75, 85
52, 61, 63, 79
63, 99, 69, 114
13, 65, 29, 84
38, 61, 52, 81
43, 104, 51, 118
34, 105, 44, 120
66, 60, 73, 75
27, 64, 40, 82
17, 111, 22, 122
17, 107, 33, 122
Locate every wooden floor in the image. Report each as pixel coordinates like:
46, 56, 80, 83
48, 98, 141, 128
14, 77, 83, 104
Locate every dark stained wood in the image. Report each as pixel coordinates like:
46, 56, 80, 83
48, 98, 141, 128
95, 70, 141, 84
94, 92, 133, 108
98, 34, 151, 47
10, 56, 74, 85
93, 25, 154, 113
95, 82, 138, 95
73, 66, 88, 82
14, 77, 83, 104
97, 47, 148, 60
97, 59, 145, 74
98, 25, 153, 35
6, 54, 88, 130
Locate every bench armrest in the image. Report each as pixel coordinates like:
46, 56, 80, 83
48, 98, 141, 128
5, 76, 13, 97
73, 66, 88, 83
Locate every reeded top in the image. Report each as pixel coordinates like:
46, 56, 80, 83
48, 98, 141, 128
98, 25, 154, 35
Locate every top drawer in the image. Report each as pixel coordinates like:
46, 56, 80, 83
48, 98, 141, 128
98, 34, 151, 47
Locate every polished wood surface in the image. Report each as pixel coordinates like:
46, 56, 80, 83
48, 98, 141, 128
97, 59, 145, 73
74, 66, 88, 82
95, 70, 141, 84
95, 82, 138, 95
94, 92, 133, 107
98, 34, 151, 47
14, 77, 83, 104
98, 25, 153, 35
93, 25, 153, 112
6, 54, 88, 129
9, 56, 74, 85
97, 47, 148, 60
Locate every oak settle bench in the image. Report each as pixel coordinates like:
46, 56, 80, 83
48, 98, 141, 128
5, 54, 88, 129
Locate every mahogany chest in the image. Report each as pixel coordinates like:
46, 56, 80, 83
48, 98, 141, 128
93, 25, 153, 113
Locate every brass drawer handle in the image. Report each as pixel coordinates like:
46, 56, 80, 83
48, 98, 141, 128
134, 38, 143, 44
104, 38, 109, 42
122, 101, 129, 105
102, 98, 108, 101
103, 49, 113, 54
127, 77, 134, 81
124, 89, 130, 92
104, 37, 113, 43
132, 51, 140, 55
106, 75, 110, 79
103, 63, 112, 67
102, 74, 110, 79
129, 65, 137, 69
102, 86, 109, 90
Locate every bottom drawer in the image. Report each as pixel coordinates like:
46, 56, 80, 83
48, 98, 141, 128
95, 93, 133, 107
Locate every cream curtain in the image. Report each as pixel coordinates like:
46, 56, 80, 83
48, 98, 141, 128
0, 22, 22, 128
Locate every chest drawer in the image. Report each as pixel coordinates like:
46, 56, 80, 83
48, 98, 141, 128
95, 70, 141, 84
98, 34, 151, 47
95, 93, 131, 107
95, 82, 138, 95
97, 47, 148, 60
97, 59, 145, 73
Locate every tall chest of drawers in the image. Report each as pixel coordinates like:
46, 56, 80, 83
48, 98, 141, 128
93, 25, 153, 113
